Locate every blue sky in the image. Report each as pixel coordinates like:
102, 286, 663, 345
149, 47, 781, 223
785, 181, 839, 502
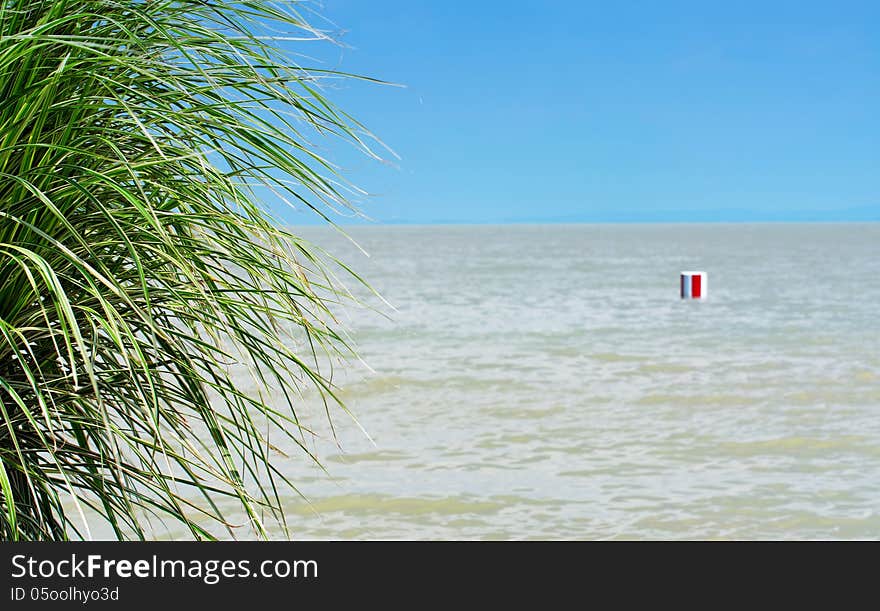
279, 0, 880, 224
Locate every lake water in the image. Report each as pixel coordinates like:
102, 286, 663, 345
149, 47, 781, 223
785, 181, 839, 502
198, 224, 880, 539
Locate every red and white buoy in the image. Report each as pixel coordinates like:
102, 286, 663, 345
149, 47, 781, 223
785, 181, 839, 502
680, 271, 707, 299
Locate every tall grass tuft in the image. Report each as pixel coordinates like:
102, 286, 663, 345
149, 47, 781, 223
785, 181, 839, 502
0, 0, 381, 540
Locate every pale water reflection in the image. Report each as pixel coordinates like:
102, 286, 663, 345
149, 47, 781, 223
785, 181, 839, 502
165, 224, 880, 539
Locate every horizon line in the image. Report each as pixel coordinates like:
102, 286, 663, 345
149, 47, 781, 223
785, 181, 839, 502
289, 218, 880, 227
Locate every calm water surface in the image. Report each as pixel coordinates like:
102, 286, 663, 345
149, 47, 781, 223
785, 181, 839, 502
195, 224, 880, 538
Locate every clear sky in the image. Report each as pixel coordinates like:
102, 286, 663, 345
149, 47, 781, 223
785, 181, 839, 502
279, 0, 880, 224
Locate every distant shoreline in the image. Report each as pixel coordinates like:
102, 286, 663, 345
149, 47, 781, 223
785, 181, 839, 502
289, 219, 880, 228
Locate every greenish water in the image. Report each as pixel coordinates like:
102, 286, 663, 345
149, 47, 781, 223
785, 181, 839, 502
199, 224, 880, 538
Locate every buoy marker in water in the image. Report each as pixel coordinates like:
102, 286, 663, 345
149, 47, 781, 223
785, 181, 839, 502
680, 271, 707, 299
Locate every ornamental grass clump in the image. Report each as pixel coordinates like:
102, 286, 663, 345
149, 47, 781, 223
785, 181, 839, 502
0, 0, 380, 540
